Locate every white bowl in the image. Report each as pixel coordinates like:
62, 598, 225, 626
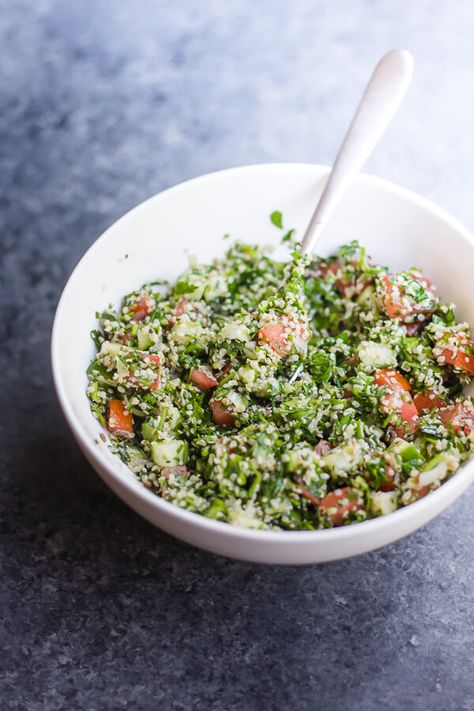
52, 163, 474, 564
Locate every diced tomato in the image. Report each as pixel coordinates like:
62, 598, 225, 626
168, 298, 189, 324
435, 335, 474, 375
297, 483, 320, 506
258, 319, 309, 357
319, 260, 348, 294
406, 476, 431, 500
439, 402, 474, 435
319, 487, 364, 526
190, 366, 218, 390
131, 294, 153, 322
375, 368, 412, 392
146, 353, 161, 390
381, 272, 437, 323
161, 465, 188, 478
314, 439, 332, 456
405, 322, 423, 336
125, 352, 161, 391
315, 260, 340, 280
316, 259, 372, 297
335, 278, 355, 297
396, 403, 419, 437
210, 398, 235, 426
380, 473, 396, 491
416, 485, 431, 499
218, 361, 232, 379
336, 269, 373, 298
107, 399, 133, 436
413, 391, 446, 415
258, 322, 291, 355
380, 452, 397, 491
382, 278, 402, 320
375, 369, 419, 436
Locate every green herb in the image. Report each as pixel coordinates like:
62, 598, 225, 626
270, 210, 283, 229
86, 231, 474, 531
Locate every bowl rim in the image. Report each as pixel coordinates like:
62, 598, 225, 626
51, 161, 474, 544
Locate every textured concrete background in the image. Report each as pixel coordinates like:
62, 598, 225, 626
1, 1, 474, 709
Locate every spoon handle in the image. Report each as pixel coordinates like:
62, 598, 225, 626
300, 49, 414, 255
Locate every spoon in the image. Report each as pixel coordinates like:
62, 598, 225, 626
300, 48, 414, 255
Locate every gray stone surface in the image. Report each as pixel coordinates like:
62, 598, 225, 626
1, 1, 474, 708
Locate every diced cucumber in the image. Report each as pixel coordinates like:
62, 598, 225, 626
400, 443, 422, 463
414, 453, 458, 488
126, 445, 148, 473
141, 421, 156, 442
137, 325, 155, 350
285, 445, 315, 473
220, 321, 250, 341
171, 315, 203, 344
371, 491, 398, 516
205, 499, 228, 519
323, 440, 363, 473
389, 438, 421, 460
99, 341, 122, 359
357, 285, 375, 306
238, 365, 256, 387
151, 439, 189, 467
142, 406, 180, 443
224, 390, 246, 414
203, 271, 228, 301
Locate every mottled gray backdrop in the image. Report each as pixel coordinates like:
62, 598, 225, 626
1, 1, 473, 709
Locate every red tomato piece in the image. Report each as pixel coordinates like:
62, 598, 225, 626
439, 402, 474, 435
319, 487, 364, 526
375, 369, 419, 436
407, 476, 431, 500
168, 298, 189, 325
218, 361, 232, 379
379, 452, 397, 491
125, 352, 161, 391
297, 484, 320, 506
190, 366, 218, 391
381, 272, 437, 323
316, 259, 372, 297
375, 368, 412, 392
380, 472, 396, 491
413, 391, 446, 415
405, 322, 423, 336
320, 260, 350, 295
131, 294, 153, 322
161, 465, 188, 478
258, 319, 309, 357
435, 335, 474, 375
315, 260, 340, 280
258, 322, 291, 356
382, 276, 404, 320
210, 398, 235, 426
107, 399, 133, 436
314, 439, 332, 456
146, 353, 161, 391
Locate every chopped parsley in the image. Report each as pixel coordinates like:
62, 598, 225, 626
86, 220, 474, 530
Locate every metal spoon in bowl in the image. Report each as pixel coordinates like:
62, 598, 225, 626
289, 49, 414, 384
300, 48, 414, 256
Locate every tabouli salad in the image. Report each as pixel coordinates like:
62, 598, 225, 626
87, 217, 474, 530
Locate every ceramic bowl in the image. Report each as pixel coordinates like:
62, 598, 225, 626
51, 163, 474, 564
